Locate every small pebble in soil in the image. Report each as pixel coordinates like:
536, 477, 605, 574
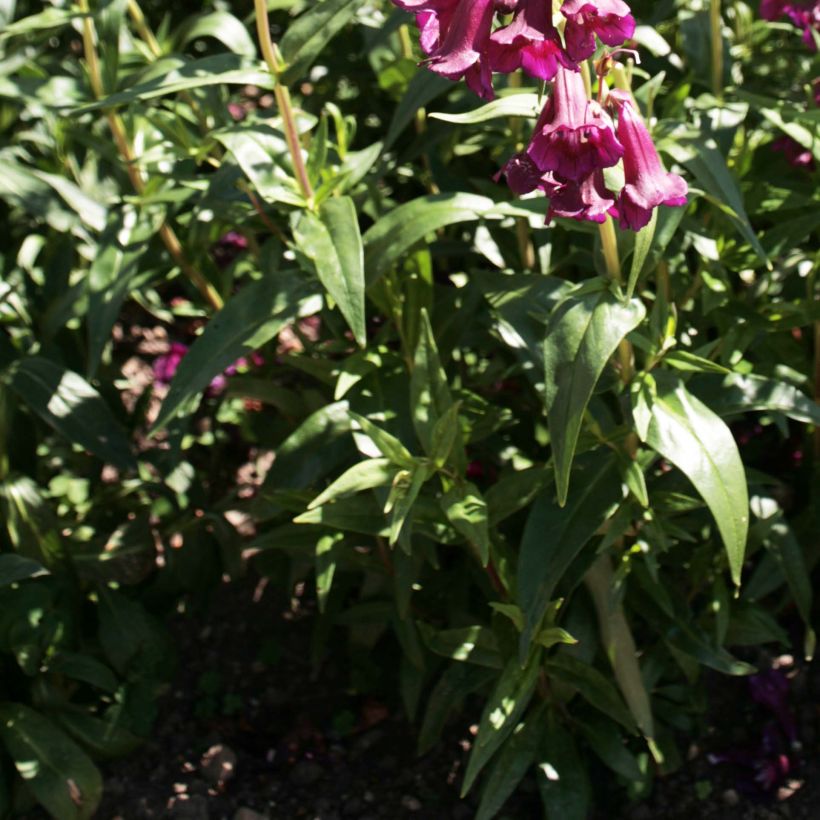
401, 795, 423, 811
200, 743, 238, 789
289, 759, 325, 786
233, 810, 269, 820
170, 794, 210, 820
722, 788, 740, 807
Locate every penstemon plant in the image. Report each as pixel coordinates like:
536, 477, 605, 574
0, 0, 817, 817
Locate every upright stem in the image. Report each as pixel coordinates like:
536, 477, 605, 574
710, 0, 724, 101
127, 0, 161, 56
79, 0, 223, 310
253, 0, 315, 206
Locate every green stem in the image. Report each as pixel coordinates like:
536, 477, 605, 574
79, 0, 223, 310
584, 554, 660, 759
253, 0, 315, 206
710, 0, 724, 101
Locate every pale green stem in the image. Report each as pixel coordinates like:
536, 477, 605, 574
79, 0, 223, 310
253, 0, 315, 206
711, 0, 724, 101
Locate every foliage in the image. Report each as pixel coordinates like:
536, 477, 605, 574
0, 0, 818, 816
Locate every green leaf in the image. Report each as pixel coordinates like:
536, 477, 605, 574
757, 508, 815, 658
546, 654, 637, 733
153, 273, 321, 431
293, 197, 366, 346
410, 310, 453, 455
0, 554, 48, 587
441, 482, 490, 565
384, 71, 451, 150
176, 11, 257, 57
689, 373, 820, 425
461, 653, 541, 796
263, 402, 356, 495
0, 703, 102, 820
517, 454, 622, 655
418, 664, 496, 755
349, 412, 415, 468
315, 532, 342, 613
576, 713, 643, 780
476, 705, 545, 820
417, 624, 503, 669
307, 458, 396, 509
216, 125, 304, 207
9, 357, 135, 471
626, 208, 658, 299
386, 465, 427, 546
279, 0, 364, 86
44, 653, 118, 693
543, 286, 645, 505
430, 91, 541, 124
363, 193, 496, 286
664, 136, 768, 265
72, 54, 274, 112
52, 709, 141, 760
86, 210, 149, 376
638, 373, 749, 586
537, 721, 591, 820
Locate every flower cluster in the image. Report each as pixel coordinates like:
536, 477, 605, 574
761, 0, 820, 50
392, 0, 687, 231
393, 0, 634, 99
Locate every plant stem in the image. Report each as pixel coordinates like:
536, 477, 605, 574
253, 0, 315, 206
126, 0, 160, 56
710, 0, 724, 101
79, 0, 223, 310
599, 217, 635, 385
584, 553, 659, 756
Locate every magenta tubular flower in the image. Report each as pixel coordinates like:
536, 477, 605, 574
393, 0, 497, 98
488, 0, 572, 82
561, 0, 636, 62
526, 66, 623, 181
610, 91, 688, 231
544, 170, 616, 223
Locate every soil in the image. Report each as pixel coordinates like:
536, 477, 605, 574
73, 572, 820, 820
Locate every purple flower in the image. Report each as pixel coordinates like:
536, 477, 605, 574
488, 0, 572, 82
749, 669, 798, 745
760, 0, 820, 49
772, 135, 815, 169
394, 0, 497, 99
561, 0, 636, 62
544, 169, 616, 224
526, 65, 623, 181
609, 90, 688, 231
153, 342, 189, 386
212, 231, 249, 270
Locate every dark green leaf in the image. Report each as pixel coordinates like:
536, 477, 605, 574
10, 358, 135, 470
517, 453, 621, 655
543, 286, 645, 504
154, 273, 321, 431
0, 703, 102, 820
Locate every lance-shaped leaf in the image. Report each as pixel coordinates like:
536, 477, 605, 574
517, 453, 622, 657
279, 0, 364, 86
9, 358, 135, 471
537, 720, 591, 820
0, 703, 102, 820
154, 273, 321, 431
410, 310, 453, 455
293, 197, 366, 346
461, 652, 541, 796
637, 373, 749, 587
307, 458, 396, 509
543, 286, 645, 505
476, 705, 546, 820
441, 482, 490, 565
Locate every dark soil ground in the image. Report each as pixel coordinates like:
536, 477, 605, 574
84, 573, 820, 820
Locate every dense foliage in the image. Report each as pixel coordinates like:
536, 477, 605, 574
0, 0, 818, 817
